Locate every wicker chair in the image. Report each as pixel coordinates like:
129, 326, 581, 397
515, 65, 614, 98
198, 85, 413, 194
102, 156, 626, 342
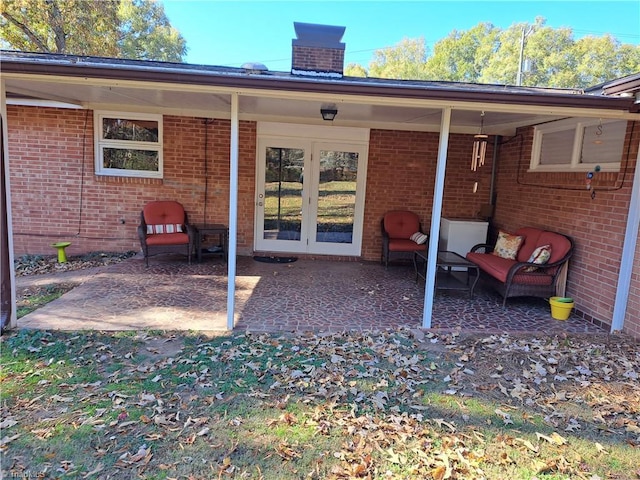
137, 201, 195, 267
381, 210, 428, 268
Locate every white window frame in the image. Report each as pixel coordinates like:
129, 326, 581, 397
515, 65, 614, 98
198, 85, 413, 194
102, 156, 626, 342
530, 117, 623, 172
94, 111, 163, 178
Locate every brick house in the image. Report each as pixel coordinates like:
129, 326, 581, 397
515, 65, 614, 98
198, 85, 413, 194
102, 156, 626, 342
1, 23, 639, 336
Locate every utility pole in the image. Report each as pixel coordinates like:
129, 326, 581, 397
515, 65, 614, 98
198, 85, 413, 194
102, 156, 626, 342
516, 25, 534, 86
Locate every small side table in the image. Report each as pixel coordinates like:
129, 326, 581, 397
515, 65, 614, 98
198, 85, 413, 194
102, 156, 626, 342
194, 224, 228, 263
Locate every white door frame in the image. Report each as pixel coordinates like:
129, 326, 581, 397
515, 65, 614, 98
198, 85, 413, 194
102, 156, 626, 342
306, 141, 368, 256
254, 122, 369, 256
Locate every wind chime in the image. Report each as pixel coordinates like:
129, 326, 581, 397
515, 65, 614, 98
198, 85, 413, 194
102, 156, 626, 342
471, 111, 488, 172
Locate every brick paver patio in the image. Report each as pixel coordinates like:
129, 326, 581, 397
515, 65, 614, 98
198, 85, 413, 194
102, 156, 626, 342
17, 254, 607, 334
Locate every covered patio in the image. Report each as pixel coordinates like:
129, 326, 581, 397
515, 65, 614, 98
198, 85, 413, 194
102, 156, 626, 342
1, 25, 639, 337
17, 254, 607, 334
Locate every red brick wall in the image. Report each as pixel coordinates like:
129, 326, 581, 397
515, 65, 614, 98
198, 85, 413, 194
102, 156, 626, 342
7, 106, 639, 337
493, 121, 639, 335
362, 129, 495, 260
7, 106, 257, 257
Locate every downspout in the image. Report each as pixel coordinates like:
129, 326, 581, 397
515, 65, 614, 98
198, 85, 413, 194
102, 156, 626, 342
611, 142, 640, 332
226, 93, 239, 330
422, 107, 452, 328
489, 135, 500, 207
0, 79, 17, 331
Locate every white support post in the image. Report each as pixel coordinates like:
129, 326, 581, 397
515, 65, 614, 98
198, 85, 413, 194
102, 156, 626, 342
611, 143, 640, 331
1, 79, 17, 330
422, 107, 452, 329
226, 93, 239, 330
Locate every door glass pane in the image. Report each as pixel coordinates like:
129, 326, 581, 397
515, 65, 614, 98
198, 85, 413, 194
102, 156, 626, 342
263, 147, 304, 241
316, 150, 358, 244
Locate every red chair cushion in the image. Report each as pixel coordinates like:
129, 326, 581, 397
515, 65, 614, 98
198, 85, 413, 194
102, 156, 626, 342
466, 252, 514, 283
388, 238, 427, 252
383, 211, 421, 239
143, 201, 186, 226
466, 252, 555, 285
146, 232, 189, 246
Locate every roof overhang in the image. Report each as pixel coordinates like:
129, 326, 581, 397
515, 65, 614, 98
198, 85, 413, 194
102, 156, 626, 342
2, 51, 638, 135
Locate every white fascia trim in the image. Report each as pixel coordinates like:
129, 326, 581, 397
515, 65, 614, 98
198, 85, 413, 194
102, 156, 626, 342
6, 98, 83, 109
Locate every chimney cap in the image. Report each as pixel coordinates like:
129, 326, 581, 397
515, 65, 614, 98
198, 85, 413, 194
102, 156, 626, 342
293, 22, 345, 49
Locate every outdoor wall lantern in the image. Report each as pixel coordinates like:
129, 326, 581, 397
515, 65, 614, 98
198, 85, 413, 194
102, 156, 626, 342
321, 105, 338, 121
471, 111, 488, 171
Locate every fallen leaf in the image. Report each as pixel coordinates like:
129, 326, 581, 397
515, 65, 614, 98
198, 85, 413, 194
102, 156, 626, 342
0, 419, 17, 429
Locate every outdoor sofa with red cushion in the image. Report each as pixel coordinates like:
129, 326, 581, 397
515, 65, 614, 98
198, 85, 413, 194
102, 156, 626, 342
466, 227, 574, 306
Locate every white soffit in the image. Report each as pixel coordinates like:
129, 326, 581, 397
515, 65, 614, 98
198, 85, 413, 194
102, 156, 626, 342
3, 74, 637, 135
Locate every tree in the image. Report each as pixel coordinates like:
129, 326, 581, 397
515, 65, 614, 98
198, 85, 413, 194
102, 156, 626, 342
481, 18, 576, 87
351, 18, 640, 88
117, 0, 186, 62
0, 0, 186, 62
424, 22, 500, 83
368, 37, 430, 80
344, 62, 367, 77
570, 35, 640, 87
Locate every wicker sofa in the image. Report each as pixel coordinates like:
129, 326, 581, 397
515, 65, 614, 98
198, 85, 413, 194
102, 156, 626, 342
466, 227, 574, 306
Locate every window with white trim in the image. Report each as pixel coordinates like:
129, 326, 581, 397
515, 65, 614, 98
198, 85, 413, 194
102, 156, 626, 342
530, 118, 626, 172
94, 112, 163, 178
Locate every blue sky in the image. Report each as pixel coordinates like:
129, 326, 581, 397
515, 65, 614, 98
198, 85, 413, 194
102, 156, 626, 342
162, 1, 640, 70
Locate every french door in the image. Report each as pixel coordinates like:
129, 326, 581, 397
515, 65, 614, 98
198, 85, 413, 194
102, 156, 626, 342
255, 136, 368, 256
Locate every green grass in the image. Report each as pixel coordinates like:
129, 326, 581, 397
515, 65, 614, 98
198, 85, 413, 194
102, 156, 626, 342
1, 329, 638, 479
264, 181, 356, 232
16, 283, 75, 318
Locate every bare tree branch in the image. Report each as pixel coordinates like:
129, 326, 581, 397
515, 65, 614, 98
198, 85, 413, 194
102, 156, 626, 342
45, 0, 66, 53
0, 10, 50, 52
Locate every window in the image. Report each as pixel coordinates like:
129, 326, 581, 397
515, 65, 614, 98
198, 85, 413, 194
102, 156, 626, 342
95, 112, 163, 178
530, 118, 626, 172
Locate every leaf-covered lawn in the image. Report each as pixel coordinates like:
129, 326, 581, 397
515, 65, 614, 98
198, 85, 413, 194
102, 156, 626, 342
1, 329, 638, 479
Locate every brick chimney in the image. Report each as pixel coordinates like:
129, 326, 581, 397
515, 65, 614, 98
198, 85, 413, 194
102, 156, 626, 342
291, 22, 345, 78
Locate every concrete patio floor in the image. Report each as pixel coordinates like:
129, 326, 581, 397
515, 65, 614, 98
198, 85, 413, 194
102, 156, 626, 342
16, 254, 608, 334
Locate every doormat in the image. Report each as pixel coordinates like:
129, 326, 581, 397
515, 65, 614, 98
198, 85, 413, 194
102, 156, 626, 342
253, 256, 298, 264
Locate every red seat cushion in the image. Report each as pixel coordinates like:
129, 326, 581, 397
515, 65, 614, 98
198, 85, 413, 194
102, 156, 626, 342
466, 252, 514, 283
389, 238, 427, 252
467, 252, 554, 285
145, 232, 189, 246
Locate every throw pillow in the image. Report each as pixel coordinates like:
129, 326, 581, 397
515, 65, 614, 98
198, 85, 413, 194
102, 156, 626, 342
492, 230, 524, 260
147, 223, 184, 235
410, 232, 428, 245
523, 244, 552, 272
